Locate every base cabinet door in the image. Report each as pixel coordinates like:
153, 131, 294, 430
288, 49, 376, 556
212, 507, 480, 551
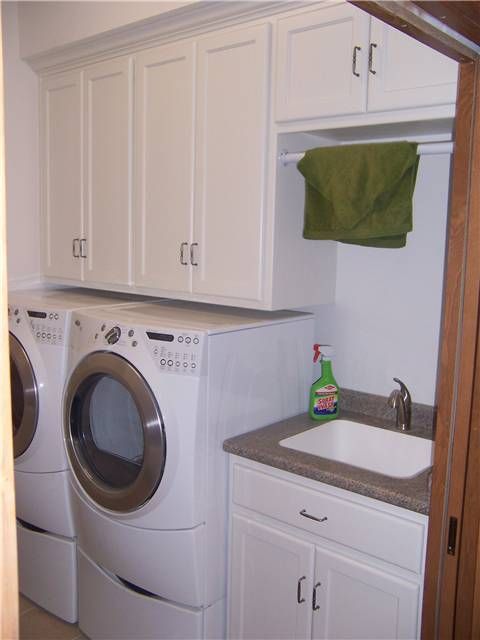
312, 546, 420, 640
83, 57, 133, 286
41, 71, 83, 280
134, 42, 195, 293
229, 514, 313, 640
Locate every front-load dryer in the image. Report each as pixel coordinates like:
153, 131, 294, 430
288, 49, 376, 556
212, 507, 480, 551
8, 287, 145, 622
63, 301, 314, 639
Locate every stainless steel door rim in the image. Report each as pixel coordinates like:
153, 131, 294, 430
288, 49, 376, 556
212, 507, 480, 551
9, 333, 39, 458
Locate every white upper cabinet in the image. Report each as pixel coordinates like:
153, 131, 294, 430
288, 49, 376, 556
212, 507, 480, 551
83, 57, 133, 286
367, 17, 459, 112
194, 24, 270, 301
134, 42, 195, 293
275, 3, 457, 123
275, 3, 370, 121
41, 71, 83, 280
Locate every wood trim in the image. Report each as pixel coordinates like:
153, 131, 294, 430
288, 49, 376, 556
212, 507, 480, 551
421, 60, 479, 639
413, 2, 480, 48
0, 6, 19, 638
352, 1, 478, 62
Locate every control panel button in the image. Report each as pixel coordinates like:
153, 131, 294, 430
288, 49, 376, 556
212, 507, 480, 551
105, 326, 122, 345
185, 337, 191, 344
54, 313, 59, 320
178, 336, 184, 343
160, 358, 166, 366
128, 329, 134, 337
183, 362, 188, 368
191, 362, 196, 369
167, 360, 173, 367
193, 337, 199, 344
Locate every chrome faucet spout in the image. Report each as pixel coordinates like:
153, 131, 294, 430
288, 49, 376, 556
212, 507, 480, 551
387, 378, 411, 431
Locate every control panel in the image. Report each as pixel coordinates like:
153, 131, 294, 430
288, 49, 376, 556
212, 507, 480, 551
8, 306, 66, 347
147, 330, 203, 376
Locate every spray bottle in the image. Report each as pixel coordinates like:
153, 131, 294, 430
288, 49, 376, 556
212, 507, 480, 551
309, 344, 339, 421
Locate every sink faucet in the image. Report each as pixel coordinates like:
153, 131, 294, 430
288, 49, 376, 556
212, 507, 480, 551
387, 378, 411, 431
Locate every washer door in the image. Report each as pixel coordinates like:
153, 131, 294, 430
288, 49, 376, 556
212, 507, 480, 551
9, 333, 39, 458
64, 351, 166, 512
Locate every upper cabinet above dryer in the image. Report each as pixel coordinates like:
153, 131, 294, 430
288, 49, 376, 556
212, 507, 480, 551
275, 3, 458, 123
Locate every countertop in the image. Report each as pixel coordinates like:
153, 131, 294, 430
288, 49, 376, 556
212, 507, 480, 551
223, 411, 432, 515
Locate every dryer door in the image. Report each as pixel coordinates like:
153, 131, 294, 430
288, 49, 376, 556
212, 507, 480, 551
64, 351, 166, 512
9, 333, 39, 458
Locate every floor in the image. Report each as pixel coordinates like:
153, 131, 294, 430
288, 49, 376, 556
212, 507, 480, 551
19, 594, 87, 640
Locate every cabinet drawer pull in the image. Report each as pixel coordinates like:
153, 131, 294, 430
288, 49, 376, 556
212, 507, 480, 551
368, 42, 377, 75
312, 582, 321, 611
80, 238, 87, 259
180, 242, 188, 266
190, 242, 199, 267
352, 45, 361, 77
300, 509, 328, 523
297, 576, 306, 604
72, 238, 80, 258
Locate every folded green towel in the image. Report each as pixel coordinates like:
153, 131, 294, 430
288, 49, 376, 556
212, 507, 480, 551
297, 142, 419, 248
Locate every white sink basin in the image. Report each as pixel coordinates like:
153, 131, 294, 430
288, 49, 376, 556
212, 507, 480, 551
279, 419, 433, 479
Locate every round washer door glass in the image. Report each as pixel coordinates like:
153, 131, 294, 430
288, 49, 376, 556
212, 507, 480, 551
9, 333, 39, 458
64, 351, 166, 512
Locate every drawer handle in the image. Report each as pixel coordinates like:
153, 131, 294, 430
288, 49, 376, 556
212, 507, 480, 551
190, 242, 199, 267
72, 238, 80, 258
352, 45, 361, 77
368, 42, 378, 75
80, 238, 87, 259
312, 582, 321, 611
297, 576, 306, 604
300, 509, 328, 523
180, 242, 188, 266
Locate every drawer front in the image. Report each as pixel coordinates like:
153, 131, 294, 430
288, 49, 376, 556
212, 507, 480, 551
232, 464, 426, 574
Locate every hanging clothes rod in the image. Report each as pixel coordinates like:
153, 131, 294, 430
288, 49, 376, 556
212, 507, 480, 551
279, 141, 454, 166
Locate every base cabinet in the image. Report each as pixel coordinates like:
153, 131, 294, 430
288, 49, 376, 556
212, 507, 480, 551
228, 459, 427, 640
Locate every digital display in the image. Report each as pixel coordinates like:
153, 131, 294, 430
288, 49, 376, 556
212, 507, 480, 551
146, 332, 174, 342
27, 310, 47, 319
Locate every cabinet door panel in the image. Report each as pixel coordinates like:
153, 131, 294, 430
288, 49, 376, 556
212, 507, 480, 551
134, 42, 194, 292
367, 18, 458, 111
229, 514, 313, 640
84, 58, 132, 285
312, 546, 420, 640
276, 4, 369, 121
41, 72, 82, 280
194, 24, 269, 301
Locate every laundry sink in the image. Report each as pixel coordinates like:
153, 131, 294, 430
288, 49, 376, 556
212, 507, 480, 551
279, 419, 433, 479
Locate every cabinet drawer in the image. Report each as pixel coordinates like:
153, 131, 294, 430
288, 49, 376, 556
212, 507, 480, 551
232, 463, 426, 573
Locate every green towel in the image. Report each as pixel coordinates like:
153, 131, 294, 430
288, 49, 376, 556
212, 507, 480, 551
297, 142, 419, 248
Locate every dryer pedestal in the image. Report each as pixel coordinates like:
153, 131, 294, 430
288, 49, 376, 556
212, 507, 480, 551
17, 521, 77, 623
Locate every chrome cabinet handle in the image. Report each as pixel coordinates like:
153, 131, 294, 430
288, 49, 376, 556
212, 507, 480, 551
297, 576, 306, 604
312, 582, 321, 611
72, 238, 80, 258
300, 509, 328, 523
368, 42, 377, 75
180, 242, 188, 266
352, 45, 361, 77
80, 238, 87, 259
190, 242, 198, 267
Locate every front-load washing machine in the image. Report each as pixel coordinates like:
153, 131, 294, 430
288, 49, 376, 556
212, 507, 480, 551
8, 287, 144, 622
63, 300, 314, 639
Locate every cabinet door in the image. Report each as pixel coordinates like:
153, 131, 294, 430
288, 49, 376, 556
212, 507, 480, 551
41, 72, 83, 280
134, 42, 195, 293
194, 24, 270, 301
276, 4, 369, 121
312, 546, 420, 640
229, 514, 313, 640
84, 57, 133, 286
367, 18, 458, 112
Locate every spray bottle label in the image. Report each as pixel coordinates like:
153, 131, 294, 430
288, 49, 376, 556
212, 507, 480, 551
313, 384, 338, 416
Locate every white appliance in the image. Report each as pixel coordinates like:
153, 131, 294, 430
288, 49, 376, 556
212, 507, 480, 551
63, 300, 313, 639
8, 287, 143, 622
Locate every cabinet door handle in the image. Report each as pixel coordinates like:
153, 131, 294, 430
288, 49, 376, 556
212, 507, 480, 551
297, 576, 306, 604
300, 509, 328, 523
72, 238, 80, 258
180, 242, 188, 266
190, 242, 199, 267
80, 238, 87, 259
368, 42, 377, 75
352, 46, 361, 77
312, 582, 321, 611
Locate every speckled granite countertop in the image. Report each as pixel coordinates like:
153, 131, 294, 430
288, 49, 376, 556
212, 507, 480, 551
223, 410, 432, 515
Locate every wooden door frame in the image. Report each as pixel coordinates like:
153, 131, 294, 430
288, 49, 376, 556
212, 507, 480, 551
352, 3, 480, 638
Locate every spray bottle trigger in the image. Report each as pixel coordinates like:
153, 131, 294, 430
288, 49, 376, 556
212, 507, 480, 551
313, 343, 322, 364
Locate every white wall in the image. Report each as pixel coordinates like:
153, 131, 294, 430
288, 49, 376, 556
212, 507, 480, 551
17, 1, 190, 59
304, 154, 450, 406
3, 2, 41, 287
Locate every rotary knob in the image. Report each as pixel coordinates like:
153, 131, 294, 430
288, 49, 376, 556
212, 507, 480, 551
105, 326, 121, 345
